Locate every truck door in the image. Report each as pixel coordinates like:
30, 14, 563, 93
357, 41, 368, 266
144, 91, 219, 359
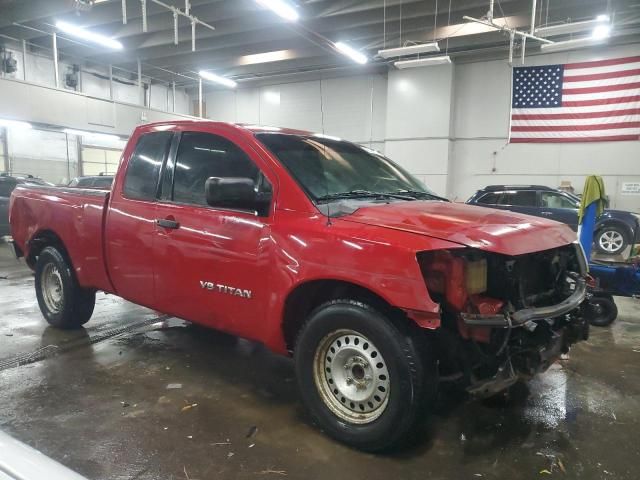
152, 129, 275, 341
105, 130, 174, 307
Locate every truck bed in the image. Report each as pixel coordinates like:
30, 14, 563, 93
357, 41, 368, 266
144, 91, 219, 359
10, 185, 113, 292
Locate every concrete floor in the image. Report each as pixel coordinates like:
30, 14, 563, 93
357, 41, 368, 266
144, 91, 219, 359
0, 243, 639, 480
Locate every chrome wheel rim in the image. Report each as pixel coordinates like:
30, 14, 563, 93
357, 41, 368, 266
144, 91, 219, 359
598, 230, 624, 253
41, 263, 64, 314
313, 329, 390, 424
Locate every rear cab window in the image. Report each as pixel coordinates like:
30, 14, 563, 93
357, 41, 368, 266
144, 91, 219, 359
122, 131, 174, 201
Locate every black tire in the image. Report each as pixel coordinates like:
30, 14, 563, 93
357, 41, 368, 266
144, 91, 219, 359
294, 299, 436, 452
585, 294, 618, 327
35, 246, 95, 329
595, 226, 629, 255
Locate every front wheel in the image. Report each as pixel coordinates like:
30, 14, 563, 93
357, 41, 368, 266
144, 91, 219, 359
595, 226, 628, 255
294, 299, 435, 451
35, 246, 95, 329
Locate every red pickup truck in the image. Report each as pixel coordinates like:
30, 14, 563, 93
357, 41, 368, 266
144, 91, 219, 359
9, 121, 588, 451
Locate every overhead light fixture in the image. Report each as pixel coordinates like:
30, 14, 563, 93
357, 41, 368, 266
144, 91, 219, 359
592, 24, 611, 40
238, 49, 294, 66
55, 20, 123, 50
378, 42, 440, 58
394, 56, 451, 69
334, 42, 368, 64
255, 0, 299, 22
540, 35, 610, 53
63, 128, 120, 141
199, 70, 237, 89
534, 15, 610, 38
0, 119, 32, 129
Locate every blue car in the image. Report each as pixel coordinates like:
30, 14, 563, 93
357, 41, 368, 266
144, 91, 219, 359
466, 185, 640, 256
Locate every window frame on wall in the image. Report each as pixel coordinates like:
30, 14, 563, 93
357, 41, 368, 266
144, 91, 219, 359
80, 145, 123, 176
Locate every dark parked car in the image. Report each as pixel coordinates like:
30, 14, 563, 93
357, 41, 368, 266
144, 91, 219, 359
467, 185, 640, 255
0, 173, 53, 237
68, 174, 114, 189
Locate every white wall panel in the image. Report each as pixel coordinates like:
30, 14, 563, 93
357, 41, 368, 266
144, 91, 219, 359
386, 65, 454, 140
236, 88, 260, 124
321, 75, 386, 142
206, 90, 237, 123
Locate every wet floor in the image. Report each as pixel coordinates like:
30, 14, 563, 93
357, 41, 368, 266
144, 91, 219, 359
0, 242, 639, 479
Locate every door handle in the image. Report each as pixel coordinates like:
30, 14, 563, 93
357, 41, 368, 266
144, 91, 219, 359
156, 218, 180, 229
541, 211, 553, 215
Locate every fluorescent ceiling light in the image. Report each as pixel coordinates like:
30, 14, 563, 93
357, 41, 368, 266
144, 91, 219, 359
540, 36, 610, 53
592, 24, 611, 40
63, 128, 120, 141
535, 16, 609, 38
255, 0, 299, 21
199, 70, 237, 89
0, 119, 32, 129
55, 20, 123, 50
378, 42, 440, 58
334, 42, 367, 64
238, 49, 293, 66
394, 56, 451, 69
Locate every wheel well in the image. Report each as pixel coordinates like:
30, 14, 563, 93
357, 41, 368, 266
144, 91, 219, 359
26, 230, 68, 269
596, 221, 631, 239
281, 280, 406, 352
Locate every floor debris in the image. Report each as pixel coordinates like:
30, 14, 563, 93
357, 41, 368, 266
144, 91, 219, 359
167, 383, 183, 390
182, 402, 198, 412
257, 469, 287, 476
246, 426, 258, 438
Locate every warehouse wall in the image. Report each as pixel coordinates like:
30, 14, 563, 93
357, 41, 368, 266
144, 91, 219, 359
0, 44, 193, 183
202, 43, 639, 211
204, 74, 388, 154
450, 43, 640, 211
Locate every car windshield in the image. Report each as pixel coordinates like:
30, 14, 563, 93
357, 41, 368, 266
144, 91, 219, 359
256, 133, 439, 202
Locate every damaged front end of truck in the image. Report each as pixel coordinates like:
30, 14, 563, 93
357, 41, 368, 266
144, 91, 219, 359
418, 242, 589, 396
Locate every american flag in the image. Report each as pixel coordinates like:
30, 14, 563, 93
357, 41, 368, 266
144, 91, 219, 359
510, 55, 640, 143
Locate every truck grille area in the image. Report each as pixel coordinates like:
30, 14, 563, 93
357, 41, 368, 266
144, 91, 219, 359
417, 244, 588, 395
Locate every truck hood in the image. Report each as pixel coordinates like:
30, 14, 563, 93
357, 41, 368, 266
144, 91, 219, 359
341, 201, 577, 256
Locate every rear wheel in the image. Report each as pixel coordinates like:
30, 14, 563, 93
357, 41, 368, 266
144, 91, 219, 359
294, 299, 435, 451
35, 246, 95, 329
585, 294, 618, 327
595, 226, 628, 255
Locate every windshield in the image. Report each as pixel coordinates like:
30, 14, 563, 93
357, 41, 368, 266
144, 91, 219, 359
256, 133, 437, 202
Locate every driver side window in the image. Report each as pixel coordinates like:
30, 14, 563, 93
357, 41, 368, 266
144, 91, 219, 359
171, 132, 269, 206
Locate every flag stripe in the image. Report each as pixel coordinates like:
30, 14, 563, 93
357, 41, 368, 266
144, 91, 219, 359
511, 121, 640, 132
563, 89, 640, 102
512, 115, 640, 127
562, 81, 640, 95
563, 68, 640, 82
564, 56, 640, 70
512, 108, 640, 120
511, 135, 639, 143
564, 61, 640, 77
563, 95, 640, 107
512, 101, 640, 115
511, 129, 640, 138
563, 75, 640, 89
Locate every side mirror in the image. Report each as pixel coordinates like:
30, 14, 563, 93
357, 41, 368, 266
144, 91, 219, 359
205, 177, 271, 215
